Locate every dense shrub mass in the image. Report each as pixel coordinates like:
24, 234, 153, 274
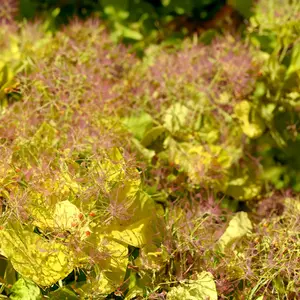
0, 0, 299, 299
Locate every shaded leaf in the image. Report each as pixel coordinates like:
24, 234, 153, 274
49, 287, 78, 300
141, 126, 167, 150
286, 43, 300, 78
235, 101, 265, 139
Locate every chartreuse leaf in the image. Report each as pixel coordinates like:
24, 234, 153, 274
54, 200, 91, 240
108, 177, 141, 218
31, 122, 58, 148
284, 197, 300, 213
79, 237, 128, 296
110, 217, 152, 248
163, 103, 190, 134
0, 227, 74, 286
97, 148, 129, 192
27, 192, 55, 231
12, 122, 59, 166
218, 212, 253, 252
167, 271, 217, 300
25, 172, 83, 232
76, 271, 122, 298
4, 261, 17, 287
99, 238, 128, 273
225, 169, 262, 201
125, 272, 144, 300
135, 243, 169, 273
235, 101, 265, 139
166, 138, 231, 187
9, 277, 41, 300
54, 200, 81, 231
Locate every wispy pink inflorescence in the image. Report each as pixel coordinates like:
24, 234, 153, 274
137, 35, 259, 113
0, 0, 18, 25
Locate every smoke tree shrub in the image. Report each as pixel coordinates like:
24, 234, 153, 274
247, 0, 300, 191
0, 1, 300, 299
0, 18, 165, 299
120, 34, 264, 202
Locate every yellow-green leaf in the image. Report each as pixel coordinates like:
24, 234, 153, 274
218, 212, 253, 252
167, 271, 217, 300
235, 101, 265, 139
110, 218, 150, 248
0, 227, 74, 286
163, 103, 190, 133
54, 200, 81, 231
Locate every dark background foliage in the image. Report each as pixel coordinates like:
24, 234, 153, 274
18, 0, 252, 47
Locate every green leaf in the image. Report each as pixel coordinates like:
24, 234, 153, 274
9, 278, 41, 300
131, 138, 155, 162
141, 126, 167, 150
228, 0, 252, 18
218, 212, 253, 252
114, 23, 143, 41
162, 0, 171, 6
100, 0, 129, 11
225, 166, 262, 200
167, 271, 217, 300
272, 276, 286, 295
286, 43, 300, 78
121, 26, 143, 41
161, 0, 194, 15
122, 112, 153, 140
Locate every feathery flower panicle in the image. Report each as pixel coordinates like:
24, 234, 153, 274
137, 34, 259, 113
0, 0, 18, 26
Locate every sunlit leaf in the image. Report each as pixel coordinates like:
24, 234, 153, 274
167, 271, 217, 300
110, 217, 152, 248
218, 212, 253, 252
0, 227, 74, 286
54, 200, 81, 231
